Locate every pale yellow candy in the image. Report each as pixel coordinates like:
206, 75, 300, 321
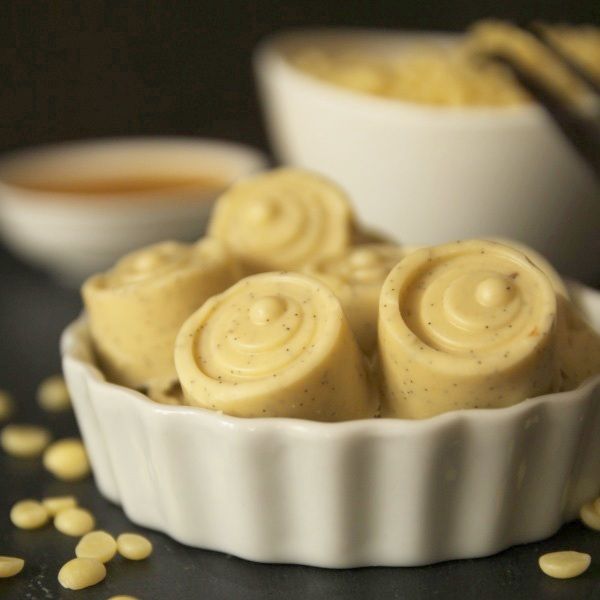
1, 424, 52, 458
58, 557, 106, 590
76, 530, 117, 563
82, 238, 239, 388
117, 533, 153, 560
37, 374, 71, 412
43, 438, 90, 481
0, 556, 25, 578
10, 499, 49, 530
595, 497, 600, 514
538, 551, 591, 579
208, 168, 354, 273
54, 507, 95, 537
304, 244, 414, 353
42, 495, 78, 516
0, 390, 14, 421
580, 501, 600, 531
175, 272, 376, 421
378, 240, 558, 418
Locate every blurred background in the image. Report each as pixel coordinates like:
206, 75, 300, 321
0, 0, 599, 286
2, 0, 599, 154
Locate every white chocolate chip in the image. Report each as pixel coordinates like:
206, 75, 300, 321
0, 390, 14, 422
54, 507, 95, 537
1, 424, 52, 458
117, 533, 153, 560
37, 375, 71, 412
43, 438, 90, 481
42, 495, 78, 516
58, 557, 106, 590
76, 530, 117, 563
538, 551, 591, 579
0, 556, 25, 578
580, 501, 600, 531
10, 499, 49, 530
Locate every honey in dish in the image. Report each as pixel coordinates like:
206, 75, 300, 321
12, 174, 226, 196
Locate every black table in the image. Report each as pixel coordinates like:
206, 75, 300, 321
0, 247, 598, 600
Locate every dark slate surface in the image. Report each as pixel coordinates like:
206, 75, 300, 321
0, 246, 599, 600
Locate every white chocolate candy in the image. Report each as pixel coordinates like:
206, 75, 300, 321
208, 168, 354, 273
305, 244, 415, 353
378, 240, 558, 418
175, 272, 376, 420
538, 551, 591, 579
58, 557, 106, 590
82, 238, 239, 388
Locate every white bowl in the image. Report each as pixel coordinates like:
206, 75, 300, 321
61, 283, 600, 568
254, 29, 600, 283
0, 137, 268, 284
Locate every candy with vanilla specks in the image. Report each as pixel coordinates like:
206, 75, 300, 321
208, 168, 355, 274
175, 272, 376, 420
378, 240, 558, 418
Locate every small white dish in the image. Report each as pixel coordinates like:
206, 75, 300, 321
0, 137, 268, 284
254, 29, 600, 282
61, 282, 600, 568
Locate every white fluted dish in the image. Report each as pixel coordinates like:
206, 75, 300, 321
61, 283, 600, 568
